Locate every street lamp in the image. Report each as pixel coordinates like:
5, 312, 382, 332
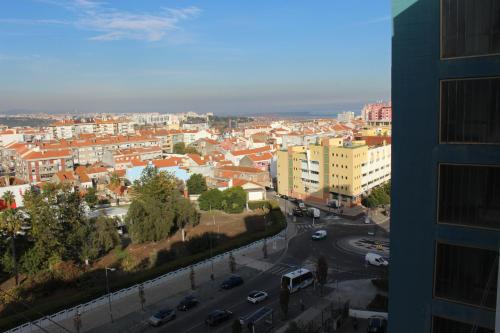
105, 267, 116, 323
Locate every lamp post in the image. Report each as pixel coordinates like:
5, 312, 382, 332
105, 267, 116, 323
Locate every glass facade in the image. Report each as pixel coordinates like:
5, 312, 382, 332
438, 164, 500, 229
440, 78, 500, 144
434, 243, 498, 309
442, 0, 500, 58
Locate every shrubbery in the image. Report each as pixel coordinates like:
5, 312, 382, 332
198, 186, 247, 214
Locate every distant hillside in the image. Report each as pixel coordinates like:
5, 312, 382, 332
0, 117, 53, 128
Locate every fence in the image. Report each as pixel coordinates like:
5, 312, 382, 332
5, 228, 287, 333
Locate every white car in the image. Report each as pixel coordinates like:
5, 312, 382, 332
247, 291, 268, 304
312, 230, 327, 240
365, 253, 389, 267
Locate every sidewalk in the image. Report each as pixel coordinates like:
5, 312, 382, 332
21, 223, 296, 333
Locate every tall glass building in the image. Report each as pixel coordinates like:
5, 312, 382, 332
390, 0, 500, 332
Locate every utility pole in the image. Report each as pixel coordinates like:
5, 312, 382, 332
105, 267, 116, 323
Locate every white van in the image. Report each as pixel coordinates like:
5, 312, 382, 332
307, 207, 320, 218
365, 253, 389, 267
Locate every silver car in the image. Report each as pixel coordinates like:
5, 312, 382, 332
247, 290, 268, 304
148, 309, 176, 327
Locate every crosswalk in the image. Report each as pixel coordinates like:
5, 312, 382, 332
266, 263, 297, 276
295, 223, 325, 233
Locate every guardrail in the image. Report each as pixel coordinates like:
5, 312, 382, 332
5, 228, 287, 333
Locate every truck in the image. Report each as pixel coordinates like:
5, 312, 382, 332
306, 207, 320, 218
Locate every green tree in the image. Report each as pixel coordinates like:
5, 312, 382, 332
222, 186, 247, 214
109, 172, 121, 187
185, 146, 200, 154
316, 256, 328, 296
173, 142, 186, 154
198, 189, 223, 211
186, 174, 207, 195
80, 216, 120, 263
84, 187, 98, 208
125, 166, 197, 243
280, 281, 290, 319
0, 208, 22, 285
2, 191, 15, 208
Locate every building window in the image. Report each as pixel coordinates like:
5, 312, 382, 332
440, 78, 500, 143
442, 0, 500, 58
434, 242, 498, 309
433, 316, 493, 333
438, 164, 500, 229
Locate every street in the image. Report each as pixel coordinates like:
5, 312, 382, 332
98, 197, 389, 333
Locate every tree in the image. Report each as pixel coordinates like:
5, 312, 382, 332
2, 191, 15, 208
221, 186, 247, 214
186, 174, 207, 195
231, 319, 242, 333
0, 209, 22, 285
280, 281, 290, 319
185, 146, 200, 154
173, 142, 186, 154
84, 187, 98, 208
175, 197, 200, 242
316, 256, 328, 296
109, 172, 121, 187
229, 252, 236, 273
80, 216, 120, 263
190, 266, 196, 290
126, 166, 199, 244
198, 189, 223, 211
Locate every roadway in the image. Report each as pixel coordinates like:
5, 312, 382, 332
92, 197, 389, 333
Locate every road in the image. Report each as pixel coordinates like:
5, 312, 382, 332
103, 197, 389, 333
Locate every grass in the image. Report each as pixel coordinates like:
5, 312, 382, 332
0, 210, 286, 331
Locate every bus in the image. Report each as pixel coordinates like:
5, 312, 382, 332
281, 268, 314, 293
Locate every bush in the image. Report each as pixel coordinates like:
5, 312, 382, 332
198, 189, 224, 211
248, 200, 271, 210
221, 187, 247, 214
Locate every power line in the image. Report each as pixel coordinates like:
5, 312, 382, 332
0, 287, 72, 333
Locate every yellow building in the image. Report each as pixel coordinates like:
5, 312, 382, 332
277, 137, 391, 206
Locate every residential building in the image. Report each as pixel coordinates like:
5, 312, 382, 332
337, 111, 355, 123
15, 148, 74, 182
276, 137, 391, 205
390, 1, 500, 332
215, 165, 271, 187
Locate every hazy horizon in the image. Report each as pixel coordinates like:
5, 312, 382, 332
0, 0, 391, 115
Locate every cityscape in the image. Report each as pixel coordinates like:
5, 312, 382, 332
0, 1, 498, 333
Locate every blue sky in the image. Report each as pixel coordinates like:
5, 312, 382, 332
0, 0, 391, 115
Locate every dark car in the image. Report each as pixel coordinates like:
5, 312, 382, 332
289, 197, 298, 203
205, 309, 233, 326
148, 309, 176, 327
281, 194, 288, 200
220, 275, 244, 289
293, 208, 304, 217
367, 316, 387, 333
177, 295, 199, 311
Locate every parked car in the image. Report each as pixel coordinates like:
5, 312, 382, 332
306, 207, 320, 218
293, 208, 304, 217
289, 197, 298, 203
177, 295, 199, 311
367, 316, 387, 333
205, 309, 233, 326
312, 230, 327, 240
281, 194, 288, 200
365, 253, 389, 267
247, 290, 268, 304
297, 201, 306, 210
221, 275, 244, 289
148, 309, 176, 326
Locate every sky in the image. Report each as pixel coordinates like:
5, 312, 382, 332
0, 0, 391, 116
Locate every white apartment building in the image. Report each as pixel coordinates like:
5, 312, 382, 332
361, 143, 391, 193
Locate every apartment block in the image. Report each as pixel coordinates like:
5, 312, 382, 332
390, 0, 500, 332
276, 137, 391, 205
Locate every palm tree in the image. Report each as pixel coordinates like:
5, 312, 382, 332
0, 209, 22, 285
2, 191, 15, 209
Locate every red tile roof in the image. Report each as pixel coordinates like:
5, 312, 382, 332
230, 146, 272, 156
218, 165, 264, 173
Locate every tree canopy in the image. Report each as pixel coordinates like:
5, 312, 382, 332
362, 181, 391, 208
125, 166, 199, 243
198, 186, 247, 213
186, 174, 207, 195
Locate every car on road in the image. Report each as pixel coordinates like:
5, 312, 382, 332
280, 194, 288, 200
312, 230, 327, 240
177, 295, 199, 311
247, 290, 268, 304
297, 201, 306, 210
293, 208, 304, 217
148, 309, 176, 327
205, 309, 233, 327
220, 275, 244, 289
367, 316, 387, 332
306, 207, 320, 218
365, 253, 389, 267
289, 197, 298, 203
